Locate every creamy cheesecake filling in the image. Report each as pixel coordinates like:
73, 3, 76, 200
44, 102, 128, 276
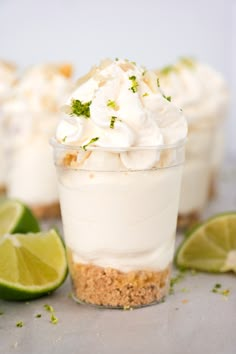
58, 166, 182, 273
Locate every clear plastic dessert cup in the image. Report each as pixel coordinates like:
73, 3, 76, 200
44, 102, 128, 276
177, 123, 215, 230
5, 112, 60, 219
51, 138, 185, 309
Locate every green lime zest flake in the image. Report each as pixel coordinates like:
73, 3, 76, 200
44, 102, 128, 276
222, 289, 230, 296
44, 304, 54, 313
110, 116, 117, 129
160, 65, 175, 75
142, 92, 149, 97
163, 94, 172, 102
115, 57, 119, 61
169, 270, 186, 295
62, 136, 67, 143
215, 283, 222, 289
107, 100, 117, 109
157, 78, 160, 87
211, 284, 230, 297
128, 76, 139, 93
70, 99, 92, 118
123, 305, 133, 311
190, 269, 197, 275
82, 137, 99, 151
16, 321, 24, 328
50, 313, 58, 325
180, 57, 195, 68
180, 288, 189, 293
35, 314, 42, 318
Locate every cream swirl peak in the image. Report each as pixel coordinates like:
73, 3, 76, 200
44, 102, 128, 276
3, 63, 73, 114
157, 57, 229, 124
56, 59, 187, 169
2, 63, 73, 150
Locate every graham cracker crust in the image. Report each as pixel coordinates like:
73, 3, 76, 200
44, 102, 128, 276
69, 260, 170, 308
177, 211, 200, 231
0, 185, 6, 195
31, 201, 61, 219
208, 174, 217, 201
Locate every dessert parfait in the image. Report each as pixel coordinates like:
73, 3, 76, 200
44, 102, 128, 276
157, 58, 229, 229
2, 63, 73, 218
52, 58, 187, 308
0, 60, 17, 194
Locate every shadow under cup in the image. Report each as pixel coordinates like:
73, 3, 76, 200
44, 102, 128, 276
51, 139, 185, 308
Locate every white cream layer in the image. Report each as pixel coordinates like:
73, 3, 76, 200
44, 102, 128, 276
58, 162, 182, 272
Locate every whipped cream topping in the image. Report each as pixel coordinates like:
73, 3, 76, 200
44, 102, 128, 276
2, 64, 73, 150
56, 59, 187, 169
157, 58, 229, 125
3, 63, 73, 114
0, 61, 17, 103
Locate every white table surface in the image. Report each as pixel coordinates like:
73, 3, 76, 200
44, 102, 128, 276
1, 158, 236, 354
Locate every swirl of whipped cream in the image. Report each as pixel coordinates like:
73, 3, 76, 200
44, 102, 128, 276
2, 64, 73, 149
56, 59, 187, 169
157, 58, 229, 126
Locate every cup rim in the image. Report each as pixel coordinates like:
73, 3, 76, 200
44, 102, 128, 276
50, 137, 186, 152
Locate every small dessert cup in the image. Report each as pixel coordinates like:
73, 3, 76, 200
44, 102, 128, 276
177, 124, 215, 230
6, 112, 60, 218
51, 139, 185, 309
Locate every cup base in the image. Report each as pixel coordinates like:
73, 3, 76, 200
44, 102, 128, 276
31, 201, 61, 219
177, 210, 200, 231
0, 185, 6, 196
71, 292, 167, 309
68, 257, 171, 309
208, 172, 218, 201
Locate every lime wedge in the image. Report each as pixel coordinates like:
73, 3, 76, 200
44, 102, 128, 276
176, 213, 236, 273
0, 200, 40, 237
0, 230, 67, 300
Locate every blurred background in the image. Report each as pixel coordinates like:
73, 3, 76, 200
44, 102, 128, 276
0, 0, 234, 156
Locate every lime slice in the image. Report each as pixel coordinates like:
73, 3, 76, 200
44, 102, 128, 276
0, 230, 67, 300
0, 200, 40, 237
176, 213, 236, 273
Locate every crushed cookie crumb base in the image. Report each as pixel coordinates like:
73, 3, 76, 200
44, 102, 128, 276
68, 255, 171, 308
177, 211, 200, 230
31, 201, 61, 219
208, 173, 218, 200
0, 185, 6, 195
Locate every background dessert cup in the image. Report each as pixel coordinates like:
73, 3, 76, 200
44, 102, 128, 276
157, 58, 229, 229
2, 63, 73, 218
52, 142, 185, 308
178, 123, 214, 228
0, 60, 17, 195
